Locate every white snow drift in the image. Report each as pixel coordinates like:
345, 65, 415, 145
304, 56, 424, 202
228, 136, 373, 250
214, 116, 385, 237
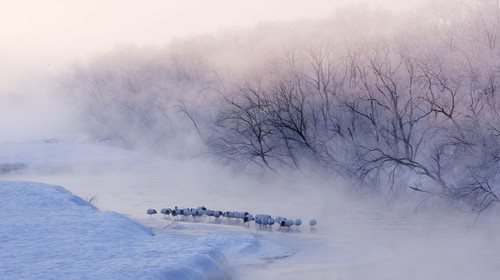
0, 181, 292, 279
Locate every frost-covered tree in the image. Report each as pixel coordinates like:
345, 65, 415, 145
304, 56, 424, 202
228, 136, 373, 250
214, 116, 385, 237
62, 2, 500, 211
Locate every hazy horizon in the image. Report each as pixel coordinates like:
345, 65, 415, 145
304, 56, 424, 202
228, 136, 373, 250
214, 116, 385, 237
1, 0, 426, 92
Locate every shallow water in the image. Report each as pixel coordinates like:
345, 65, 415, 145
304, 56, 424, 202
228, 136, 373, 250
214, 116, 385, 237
3, 141, 500, 280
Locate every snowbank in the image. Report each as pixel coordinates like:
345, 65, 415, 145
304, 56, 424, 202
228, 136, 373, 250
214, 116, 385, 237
0, 181, 292, 279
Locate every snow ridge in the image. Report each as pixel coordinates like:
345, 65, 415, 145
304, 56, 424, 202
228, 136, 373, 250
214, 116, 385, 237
0, 181, 290, 279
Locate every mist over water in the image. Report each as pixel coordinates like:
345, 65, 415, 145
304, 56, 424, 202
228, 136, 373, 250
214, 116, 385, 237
2, 134, 499, 279
2, 1, 500, 279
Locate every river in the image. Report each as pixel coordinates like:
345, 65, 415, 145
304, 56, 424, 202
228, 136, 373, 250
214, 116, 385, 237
2, 139, 499, 279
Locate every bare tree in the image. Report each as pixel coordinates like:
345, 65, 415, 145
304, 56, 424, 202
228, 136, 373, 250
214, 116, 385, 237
208, 78, 281, 171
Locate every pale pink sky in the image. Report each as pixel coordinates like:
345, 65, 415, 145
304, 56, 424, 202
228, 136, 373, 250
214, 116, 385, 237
0, 0, 426, 92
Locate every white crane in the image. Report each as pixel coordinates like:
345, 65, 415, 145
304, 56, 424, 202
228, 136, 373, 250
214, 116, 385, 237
147, 209, 157, 217
309, 219, 317, 227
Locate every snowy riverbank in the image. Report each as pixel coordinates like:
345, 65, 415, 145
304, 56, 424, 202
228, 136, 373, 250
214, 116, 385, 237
0, 181, 292, 279
2, 137, 500, 279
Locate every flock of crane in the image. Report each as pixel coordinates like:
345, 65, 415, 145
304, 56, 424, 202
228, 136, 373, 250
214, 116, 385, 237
146, 206, 317, 229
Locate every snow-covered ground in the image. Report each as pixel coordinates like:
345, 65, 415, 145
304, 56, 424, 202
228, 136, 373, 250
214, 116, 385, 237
0, 180, 294, 279
2, 136, 500, 279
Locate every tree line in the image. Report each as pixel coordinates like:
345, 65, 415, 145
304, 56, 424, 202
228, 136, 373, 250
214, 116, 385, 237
64, 0, 500, 211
